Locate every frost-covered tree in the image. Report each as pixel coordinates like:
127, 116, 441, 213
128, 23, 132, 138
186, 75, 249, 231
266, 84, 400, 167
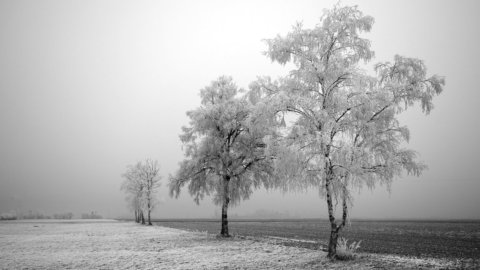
121, 159, 162, 225
121, 163, 145, 223
169, 76, 276, 237
255, 5, 444, 258
138, 159, 161, 225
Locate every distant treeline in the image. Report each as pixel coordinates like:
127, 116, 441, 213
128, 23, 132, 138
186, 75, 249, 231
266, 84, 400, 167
0, 212, 18, 220
0, 211, 103, 220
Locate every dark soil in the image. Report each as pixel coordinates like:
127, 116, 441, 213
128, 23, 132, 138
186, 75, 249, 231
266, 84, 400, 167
153, 218, 480, 260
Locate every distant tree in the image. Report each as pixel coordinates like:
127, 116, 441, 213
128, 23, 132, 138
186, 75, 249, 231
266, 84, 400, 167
121, 159, 161, 225
53, 212, 74, 219
139, 159, 161, 225
169, 76, 276, 237
122, 162, 146, 224
257, 4, 444, 258
81, 211, 102, 219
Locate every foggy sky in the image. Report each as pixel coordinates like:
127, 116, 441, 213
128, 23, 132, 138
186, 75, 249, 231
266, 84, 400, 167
1, 0, 479, 219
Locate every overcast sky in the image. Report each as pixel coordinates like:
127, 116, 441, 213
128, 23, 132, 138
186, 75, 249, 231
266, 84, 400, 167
1, 0, 479, 220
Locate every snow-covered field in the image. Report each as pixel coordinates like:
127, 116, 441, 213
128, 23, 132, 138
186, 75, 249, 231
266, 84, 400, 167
0, 220, 473, 269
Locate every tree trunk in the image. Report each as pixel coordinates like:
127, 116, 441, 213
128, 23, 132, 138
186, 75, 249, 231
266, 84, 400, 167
328, 229, 339, 258
147, 200, 152, 225
325, 167, 338, 259
220, 175, 230, 237
326, 173, 349, 259
140, 211, 145, 225
134, 209, 138, 223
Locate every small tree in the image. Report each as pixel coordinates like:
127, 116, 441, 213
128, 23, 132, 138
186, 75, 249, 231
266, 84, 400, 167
139, 159, 161, 225
169, 76, 276, 237
121, 159, 161, 225
258, 4, 444, 258
122, 162, 145, 223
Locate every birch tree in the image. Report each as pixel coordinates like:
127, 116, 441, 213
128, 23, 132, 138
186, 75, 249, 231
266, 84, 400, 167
138, 159, 161, 225
169, 76, 276, 237
121, 162, 145, 224
256, 5, 445, 258
121, 159, 162, 225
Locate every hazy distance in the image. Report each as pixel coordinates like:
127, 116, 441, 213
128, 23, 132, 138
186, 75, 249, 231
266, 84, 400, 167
1, 0, 479, 220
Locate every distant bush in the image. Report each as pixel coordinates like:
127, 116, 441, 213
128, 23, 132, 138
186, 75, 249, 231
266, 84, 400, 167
19, 211, 51, 220
81, 211, 103, 219
336, 237, 362, 261
53, 212, 74, 219
0, 212, 17, 220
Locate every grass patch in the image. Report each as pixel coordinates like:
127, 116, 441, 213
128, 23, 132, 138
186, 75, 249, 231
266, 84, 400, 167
336, 237, 362, 261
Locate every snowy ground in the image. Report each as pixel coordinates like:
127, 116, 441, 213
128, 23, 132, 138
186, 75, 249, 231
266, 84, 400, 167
0, 220, 475, 269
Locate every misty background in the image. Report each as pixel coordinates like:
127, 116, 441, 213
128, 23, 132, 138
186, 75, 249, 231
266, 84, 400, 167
1, 0, 479, 220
